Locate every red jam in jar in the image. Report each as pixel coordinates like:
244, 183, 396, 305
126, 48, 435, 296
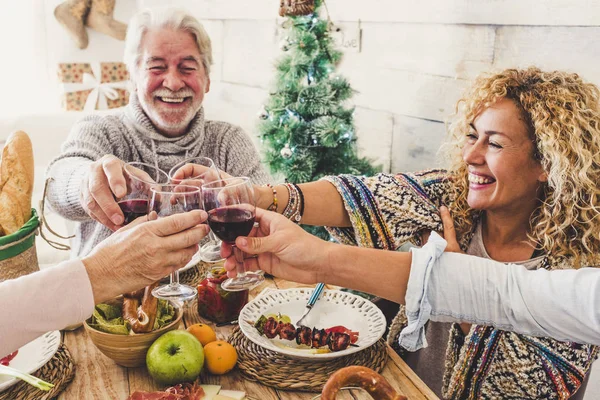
197, 267, 249, 323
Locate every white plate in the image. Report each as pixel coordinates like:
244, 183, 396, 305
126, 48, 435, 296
239, 288, 386, 360
0, 330, 61, 392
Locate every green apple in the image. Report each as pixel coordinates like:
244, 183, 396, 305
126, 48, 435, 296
146, 330, 204, 385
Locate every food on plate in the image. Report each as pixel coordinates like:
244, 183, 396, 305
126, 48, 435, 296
146, 330, 205, 385
87, 294, 175, 335
0, 130, 34, 236
187, 323, 217, 346
265, 313, 291, 324
126, 382, 205, 400
203, 340, 238, 375
321, 366, 406, 400
197, 267, 248, 323
253, 315, 359, 352
0, 350, 18, 366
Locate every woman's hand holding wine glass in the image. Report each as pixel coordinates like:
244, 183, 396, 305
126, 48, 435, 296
202, 177, 264, 291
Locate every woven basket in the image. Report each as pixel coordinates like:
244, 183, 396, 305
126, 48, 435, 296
0, 209, 39, 283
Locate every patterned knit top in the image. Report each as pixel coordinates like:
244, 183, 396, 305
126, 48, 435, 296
45, 95, 271, 258
324, 169, 598, 400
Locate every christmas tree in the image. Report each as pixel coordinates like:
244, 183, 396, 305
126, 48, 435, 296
259, 0, 379, 238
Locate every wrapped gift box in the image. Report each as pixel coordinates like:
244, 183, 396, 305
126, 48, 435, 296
57, 62, 130, 111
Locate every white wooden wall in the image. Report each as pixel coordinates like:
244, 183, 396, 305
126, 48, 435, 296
139, 0, 600, 175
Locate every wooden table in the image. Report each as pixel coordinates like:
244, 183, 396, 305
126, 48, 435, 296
59, 274, 439, 400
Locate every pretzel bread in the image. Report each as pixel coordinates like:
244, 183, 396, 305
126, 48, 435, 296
0, 131, 34, 235
321, 366, 406, 400
123, 282, 159, 333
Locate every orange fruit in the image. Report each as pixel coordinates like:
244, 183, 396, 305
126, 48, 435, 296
203, 340, 238, 375
187, 323, 217, 346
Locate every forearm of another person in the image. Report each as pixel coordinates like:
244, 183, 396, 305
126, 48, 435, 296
255, 180, 352, 227
323, 244, 412, 303
426, 252, 600, 345
0, 260, 94, 355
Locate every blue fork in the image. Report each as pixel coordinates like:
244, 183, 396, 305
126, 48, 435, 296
295, 283, 325, 327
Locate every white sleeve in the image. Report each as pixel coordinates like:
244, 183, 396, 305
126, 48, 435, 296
401, 232, 600, 349
429, 252, 600, 345
0, 259, 95, 355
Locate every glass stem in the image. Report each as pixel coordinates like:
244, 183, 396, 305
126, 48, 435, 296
170, 269, 180, 287
232, 245, 246, 277
208, 230, 220, 245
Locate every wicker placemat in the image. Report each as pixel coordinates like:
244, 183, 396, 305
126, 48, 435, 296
229, 327, 388, 392
0, 343, 75, 400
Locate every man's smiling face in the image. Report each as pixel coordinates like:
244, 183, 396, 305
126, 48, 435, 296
135, 28, 210, 137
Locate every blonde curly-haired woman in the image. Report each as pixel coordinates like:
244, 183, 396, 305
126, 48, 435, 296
222, 67, 599, 399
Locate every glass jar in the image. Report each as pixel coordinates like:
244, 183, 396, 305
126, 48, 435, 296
197, 266, 249, 323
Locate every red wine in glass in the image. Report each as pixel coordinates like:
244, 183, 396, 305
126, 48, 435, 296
118, 199, 149, 225
202, 177, 263, 292
208, 207, 255, 243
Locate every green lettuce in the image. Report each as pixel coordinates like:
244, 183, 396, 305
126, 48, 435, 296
154, 300, 175, 329
89, 303, 129, 335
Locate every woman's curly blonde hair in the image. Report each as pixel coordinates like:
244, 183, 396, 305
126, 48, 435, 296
444, 67, 600, 267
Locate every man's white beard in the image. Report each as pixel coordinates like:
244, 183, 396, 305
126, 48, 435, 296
140, 88, 201, 136
147, 105, 198, 135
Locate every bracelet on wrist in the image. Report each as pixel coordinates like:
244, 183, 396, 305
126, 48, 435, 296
282, 182, 303, 224
265, 184, 278, 212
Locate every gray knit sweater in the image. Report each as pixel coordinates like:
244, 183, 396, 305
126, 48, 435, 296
46, 95, 271, 258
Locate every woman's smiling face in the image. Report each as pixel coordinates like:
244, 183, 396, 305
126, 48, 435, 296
462, 97, 547, 213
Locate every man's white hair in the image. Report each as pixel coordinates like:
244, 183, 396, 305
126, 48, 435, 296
124, 7, 213, 79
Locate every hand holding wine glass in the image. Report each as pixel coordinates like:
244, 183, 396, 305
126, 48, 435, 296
118, 162, 169, 225
149, 184, 203, 302
202, 177, 263, 291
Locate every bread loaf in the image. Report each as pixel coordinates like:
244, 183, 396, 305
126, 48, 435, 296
0, 131, 34, 235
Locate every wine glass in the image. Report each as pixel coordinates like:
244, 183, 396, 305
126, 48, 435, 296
149, 184, 202, 302
169, 157, 224, 263
202, 177, 264, 291
119, 162, 169, 225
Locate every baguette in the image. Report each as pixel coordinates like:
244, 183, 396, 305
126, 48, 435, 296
0, 131, 34, 235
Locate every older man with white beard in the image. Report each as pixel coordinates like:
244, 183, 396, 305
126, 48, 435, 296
46, 7, 270, 258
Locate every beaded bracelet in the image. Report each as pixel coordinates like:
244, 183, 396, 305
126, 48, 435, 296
291, 183, 305, 219
265, 184, 278, 212
282, 183, 303, 223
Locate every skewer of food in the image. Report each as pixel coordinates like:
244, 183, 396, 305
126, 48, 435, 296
253, 314, 359, 352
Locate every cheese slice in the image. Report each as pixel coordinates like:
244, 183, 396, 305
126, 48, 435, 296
218, 390, 246, 400
213, 395, 236, 400
199, 385, 221, 400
